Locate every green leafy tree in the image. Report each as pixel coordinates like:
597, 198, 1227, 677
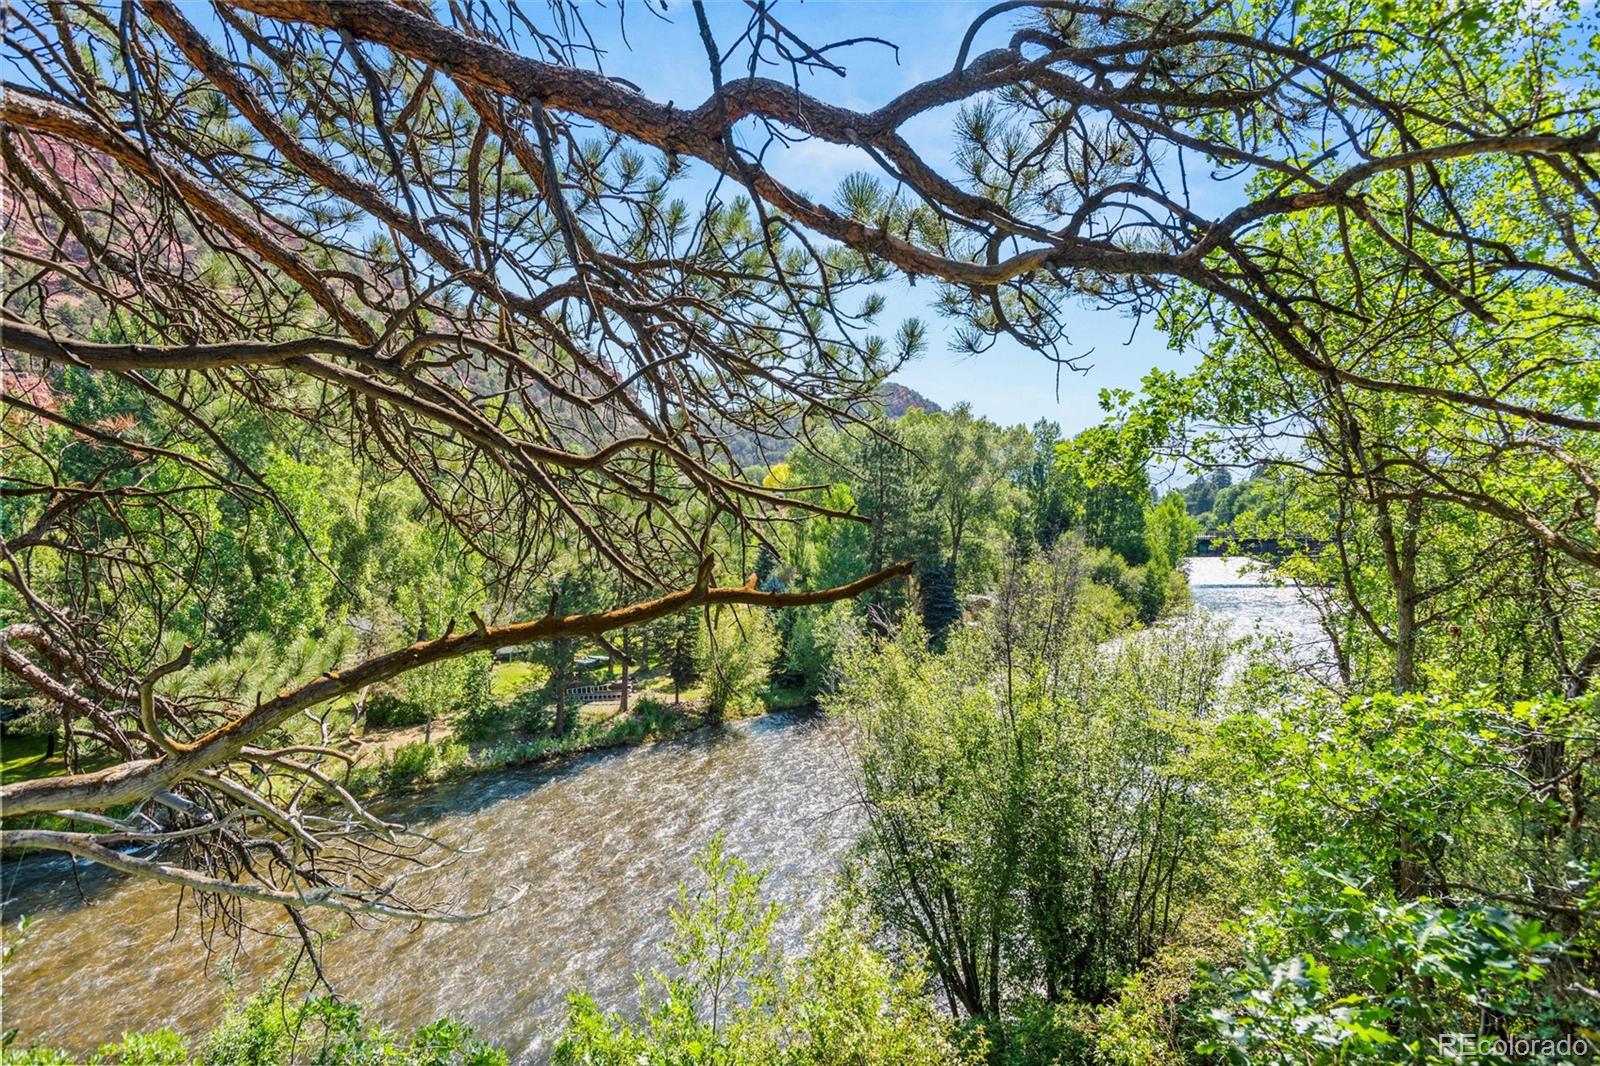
1144, 493, 1198, 572
787, 420, 938, 620
666, 611, 699, 705
2, 976, 503, 1066
8, 0, 1598, 924
1018, 420, 1083, 549
1198, 687, 1600, 1055
1203, 886, 1577, 1065
831, 540, 1232, 1035
901, 404, 1030, 581
697, 605, 779, 720
917, 561, 961, 649
1180, 469, 1231, 520
1059, 430, 1154, 566
532, 569, 605, 736
782, 601, 861, 701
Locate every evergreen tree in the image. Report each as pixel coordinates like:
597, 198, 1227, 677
667, 612, 698, 705
918, 562, 961, 650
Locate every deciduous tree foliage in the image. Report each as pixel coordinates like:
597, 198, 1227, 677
2, 0, 1594, 922
832, 541, 1231, 1022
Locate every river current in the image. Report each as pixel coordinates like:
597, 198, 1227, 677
0, 557, 1319, 1060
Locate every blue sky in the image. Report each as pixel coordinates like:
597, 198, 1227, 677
582, 0, 1200, 432
5, 1, 1200, 433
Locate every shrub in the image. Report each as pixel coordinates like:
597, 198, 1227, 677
456, 653, 494, 720
455, 687, 552, 743
1086, 546, 1144, 614
507, 688, 553, 734
629, 696, 674, 731
368, 653, 495, 733
1200, 884, 1579, 1064
197, 973, 504, 1066
831, 589, 1231, 1017
970, 928, 1233, 1066
1, 1030, 190, 1066
452, 699, 502, 743
599, 697, 679, 745
551, 836, 978, 1065
435, 740, 468, 774
98, 1030, 189, 1065
362, 691, 429, 732
978, 1000, 1098, 1066
382, 741, 436, 789
341, 763, 381, 798
1134, 563, 1163, 622
783, 601, 861, 700
481, 739, 550, 766
1197, 689, 1600, 1059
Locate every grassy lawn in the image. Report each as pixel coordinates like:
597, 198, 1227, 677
1, 733, 53, 783
0, 734, 115, 784
638, 675, 698, 703
1, 729, 131, 781
491, 660, 546, 700
0, 667, 789, 791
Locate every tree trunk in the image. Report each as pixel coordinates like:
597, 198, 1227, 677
1393, 588, 1417, 693
1374, 495, 1421, 695
619, 630, 631, 715
555, 659, 571, 735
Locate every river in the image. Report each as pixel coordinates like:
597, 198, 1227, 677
1185, 554, 1327, 660
0, 557, 1318, 1061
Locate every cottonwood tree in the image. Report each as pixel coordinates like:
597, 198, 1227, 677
2, 0, 1596, 927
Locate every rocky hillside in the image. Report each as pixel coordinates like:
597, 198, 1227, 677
876, 382, 941, 418
724, 381, 941, 469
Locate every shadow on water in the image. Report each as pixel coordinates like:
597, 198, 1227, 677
3, 850, 138, 916
383, 708, 828, 829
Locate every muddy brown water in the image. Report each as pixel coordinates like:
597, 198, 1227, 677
1, 558, 1311, 1061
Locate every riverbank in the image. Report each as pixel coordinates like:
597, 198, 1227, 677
332, 675, 815, 803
